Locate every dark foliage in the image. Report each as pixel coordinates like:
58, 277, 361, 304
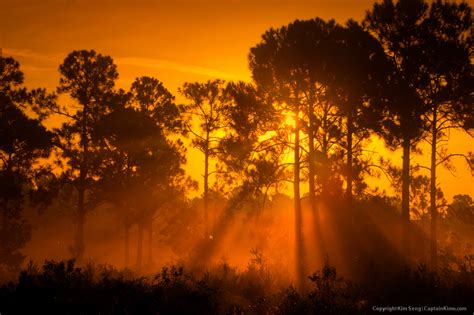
0, 259, 472, 314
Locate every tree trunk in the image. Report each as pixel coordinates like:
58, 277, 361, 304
147, 219, 153, 266
308, 103, 317, 217
75, 106, 88, 259
346, 113, 353, 202
430, 107, 438, 271
136, 222, 143, 273
401, 135, 411, 257
320, 103, 330, 198
204, 131, 210, 238
76, 184, 85, 259
294, 105, 305, 292
308, 95, 324, 269
124, 224, 130, 268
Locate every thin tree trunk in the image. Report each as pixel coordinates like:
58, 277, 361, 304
320, 103, 330, 198
308, 96, 324, 269
204, 131, 210, 238
76, 187, 85, 258
308, 103, 317, 217
136, 222, 143, 273
147, 218, 153, 266
124, 224, 129, 268
346, 113, 353, 202
294, 104, 305, 292
321, 138, 329, 197
401, 135, 411, 257
430, 107, 438, 271
75, 106, 88, 259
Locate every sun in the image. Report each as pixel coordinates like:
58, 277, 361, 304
282, 109, 296, 128
284, 115, 296, 127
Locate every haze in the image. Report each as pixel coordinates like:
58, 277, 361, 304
1, 1, 473, 313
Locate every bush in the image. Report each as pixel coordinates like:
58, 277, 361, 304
0, 258, 472, 314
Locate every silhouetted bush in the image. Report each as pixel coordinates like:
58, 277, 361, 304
0, 259, 472, 314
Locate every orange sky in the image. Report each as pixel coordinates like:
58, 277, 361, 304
1, 0, 472, 200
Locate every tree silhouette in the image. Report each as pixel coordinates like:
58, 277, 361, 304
216, 81, 280, 201
417, 0, 472, 270
96, 77, 190, 271
184, 81, 284, 267
249, 20, 344, 290
0, 56, 53, 274
324, 20, 390, 203
250, 17, 385, 289
128, 76, 190, 271
130, 76, 184, 134
179, 80, 229, 239
90, 90, 135, 267
364, 0, 432, 257
366, 0, 473, 267
448, 194, 474, 225
55, 50, 118, 259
